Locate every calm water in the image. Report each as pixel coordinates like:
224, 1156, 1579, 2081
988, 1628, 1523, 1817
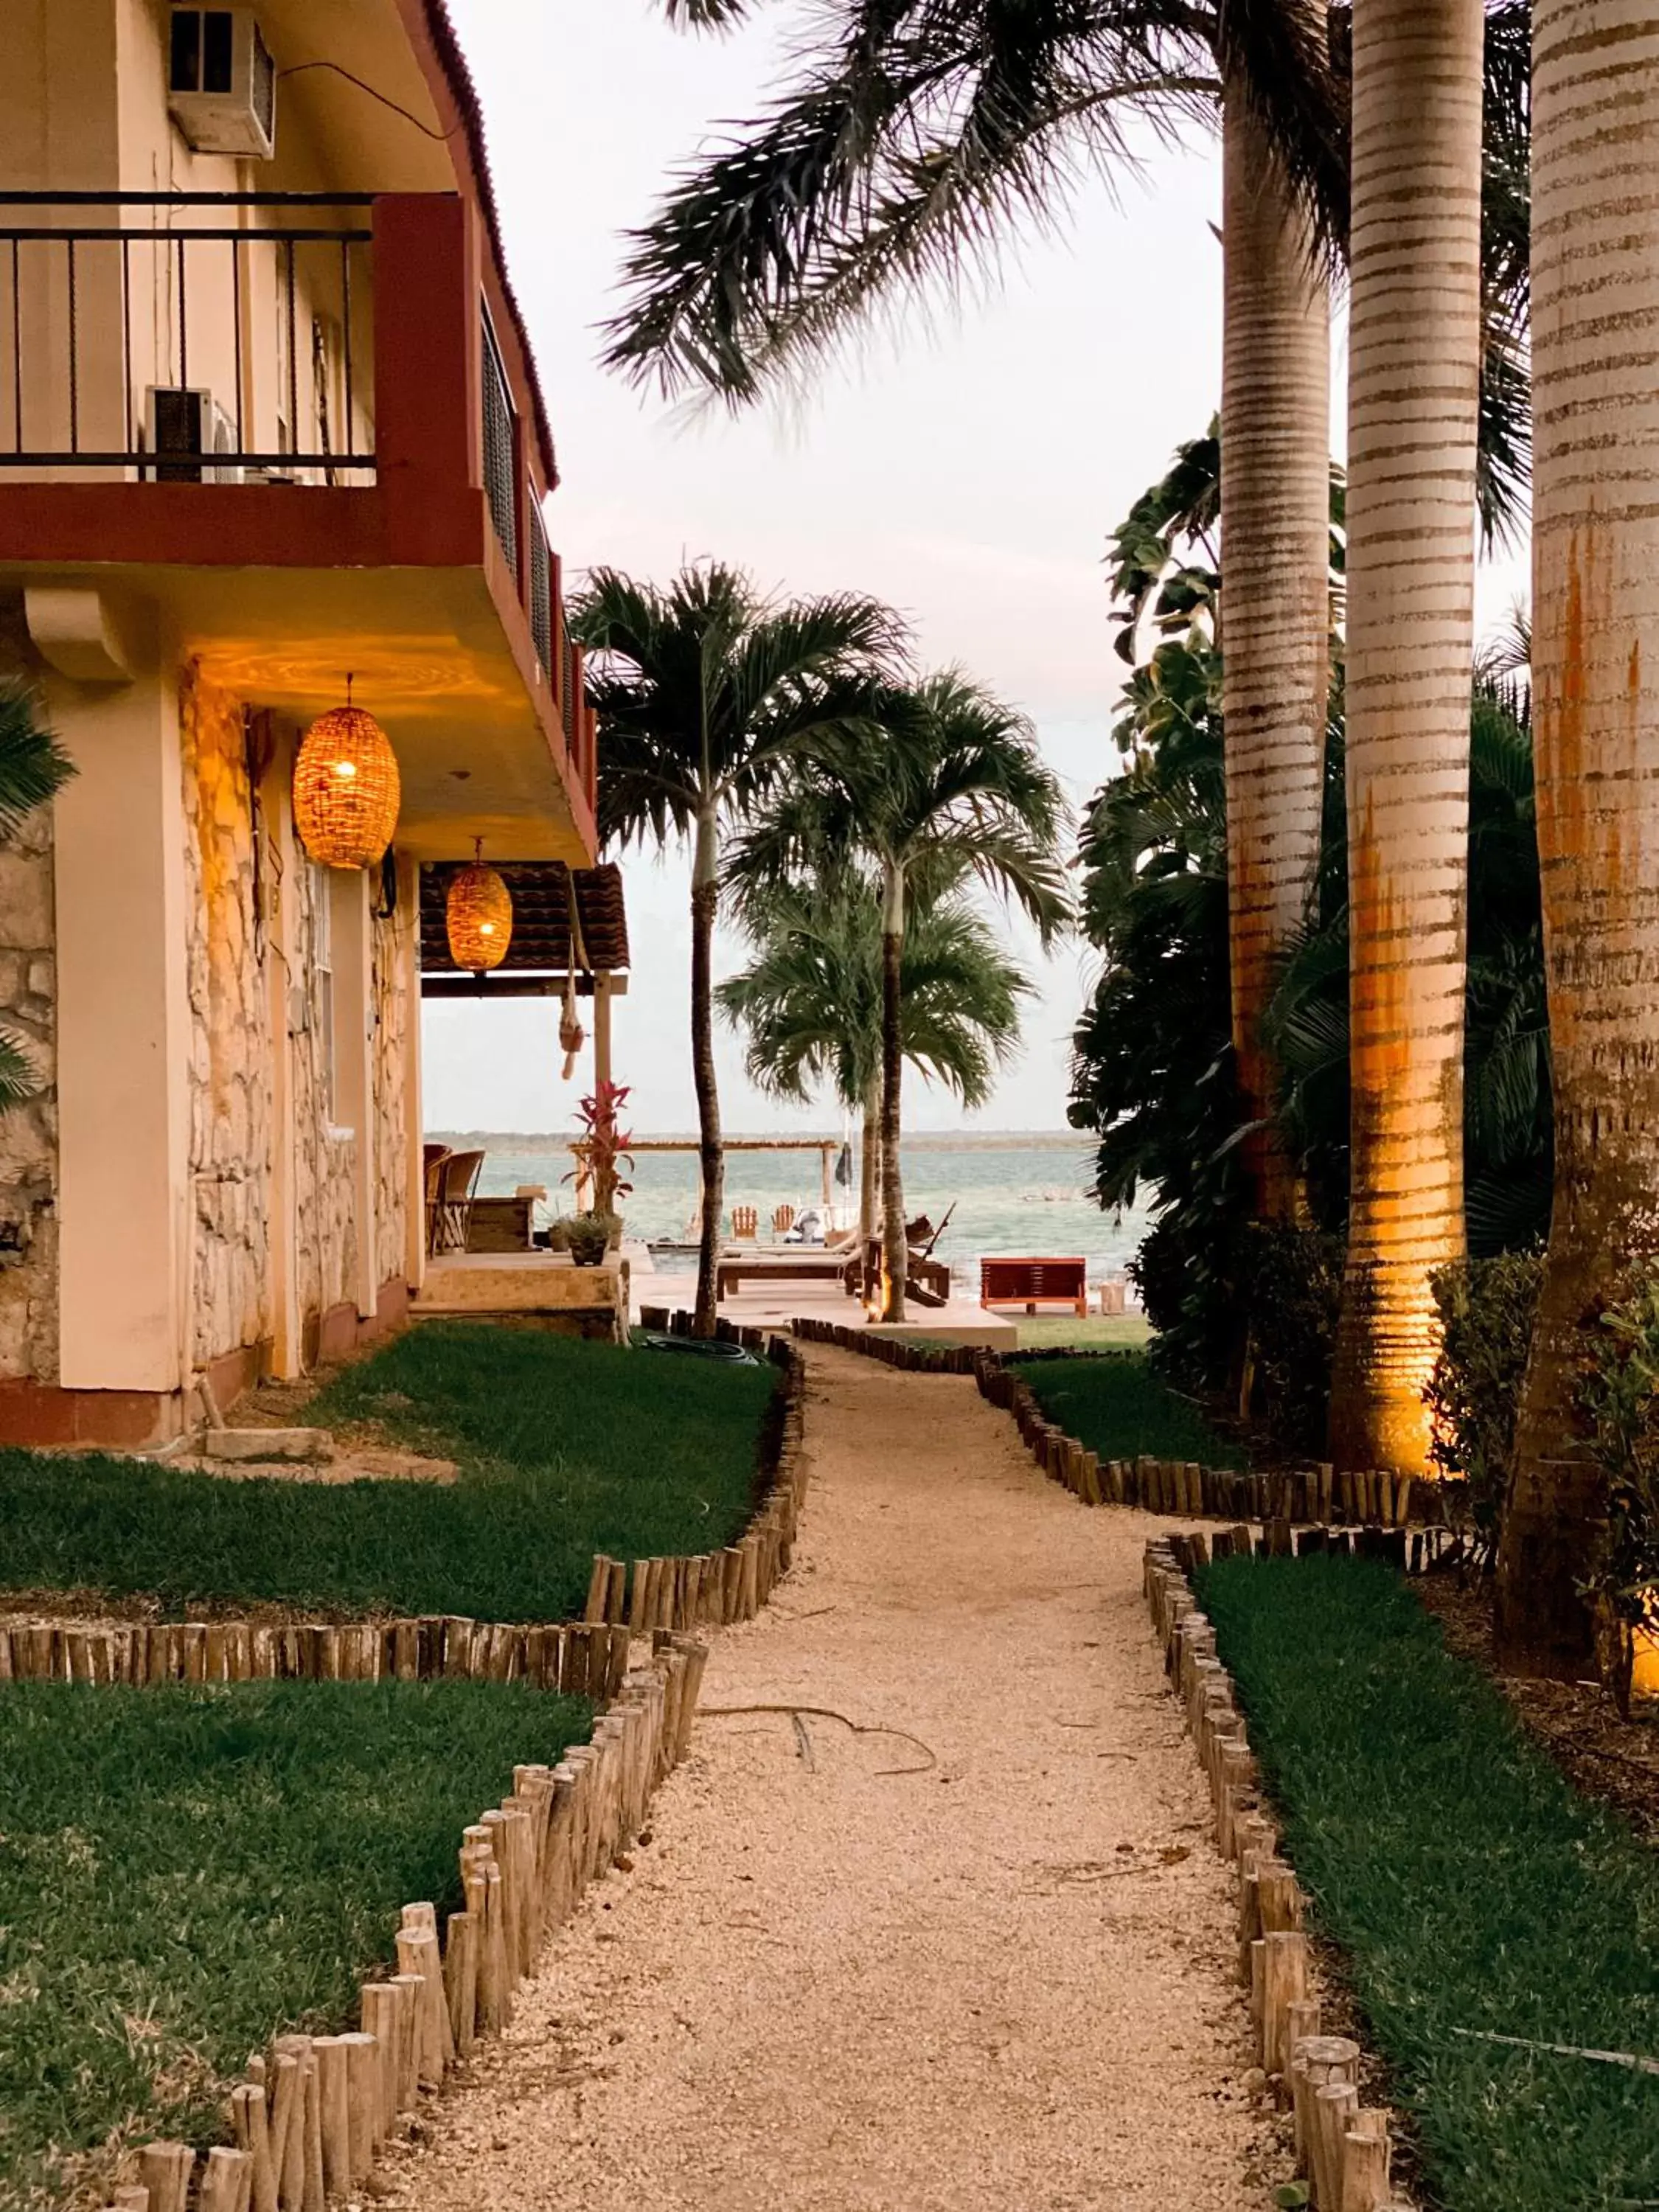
434, 1130, 1147, 1284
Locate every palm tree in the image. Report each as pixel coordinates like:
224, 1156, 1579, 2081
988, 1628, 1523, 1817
0, 684, 72, 1112
1220, 84, 1331, 1222
731, 673, 1068, 1321
1492, 10, 1659, 1677
1324, 0, 1488, 1475
719, 867, 1033, 1246
576, 564, 904, 1335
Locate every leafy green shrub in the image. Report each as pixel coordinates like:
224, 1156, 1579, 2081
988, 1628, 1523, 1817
1579, 1278, 1659, 1715
1237, 1222, 1343, 1454
1426, 1249, 1543, 1541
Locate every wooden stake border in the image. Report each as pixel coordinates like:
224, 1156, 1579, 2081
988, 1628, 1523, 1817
1145, 1528, 1414, 2212
782, 1314, 1468, 1560
1, 1340, 807, 1682
0, 1338, 809, 2211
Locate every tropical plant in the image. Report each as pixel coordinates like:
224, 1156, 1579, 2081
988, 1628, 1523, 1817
576, 563, 903, 1335
0, 683, 73, 1112
1425, 1248, 1544, 1554
564, 1079, 636, 1220
718, 866, 1033, 1244
730, 672, 1068, 1318
1493, 1, 1659, 1680
1576, 1282, 1659, 1717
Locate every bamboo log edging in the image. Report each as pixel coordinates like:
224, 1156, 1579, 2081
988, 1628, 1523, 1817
1144, 1531, 1413, 2212
781, 1315, 1466, 1563
583, 1330, 808, 1633
100, 1629, 712, 2212
3, 1339, 807, 1685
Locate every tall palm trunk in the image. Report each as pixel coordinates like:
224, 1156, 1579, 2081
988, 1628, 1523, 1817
880, 862, 907, 1323
1220, 85, 1330, 1221
1326, 0, 1484, 1472
689, 804, 724, 1338
860, 1075, 879, 1250
1495, 1, 1659, 1675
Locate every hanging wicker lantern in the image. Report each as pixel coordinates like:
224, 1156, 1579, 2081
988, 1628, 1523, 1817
293, 678, 400, 869
447, 841, 513, 973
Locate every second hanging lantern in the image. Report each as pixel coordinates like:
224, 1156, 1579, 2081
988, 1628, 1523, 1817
446, 841, 513, 973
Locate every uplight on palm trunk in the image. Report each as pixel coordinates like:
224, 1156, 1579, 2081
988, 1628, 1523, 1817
1326, 0, 1485, 1475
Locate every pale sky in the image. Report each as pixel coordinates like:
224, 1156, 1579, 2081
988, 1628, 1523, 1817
422, 0, 1528, 1135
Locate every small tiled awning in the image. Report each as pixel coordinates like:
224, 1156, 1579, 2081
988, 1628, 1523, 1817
420, 860, 629, 974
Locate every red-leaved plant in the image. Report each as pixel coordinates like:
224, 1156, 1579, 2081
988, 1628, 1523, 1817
564, 1079, 636, 1221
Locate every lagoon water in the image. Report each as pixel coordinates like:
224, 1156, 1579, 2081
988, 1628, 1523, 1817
434, 1129, 1148, 1284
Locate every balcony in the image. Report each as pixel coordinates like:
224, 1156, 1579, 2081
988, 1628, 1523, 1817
0, 192, 596, 862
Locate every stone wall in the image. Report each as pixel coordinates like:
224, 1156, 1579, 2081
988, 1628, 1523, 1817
0, 793, 60, 1382
0, 611, 60, 1382
180, 666, 272, 1369
286, 848, 358, 1333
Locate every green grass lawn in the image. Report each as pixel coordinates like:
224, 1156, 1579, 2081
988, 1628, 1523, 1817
0, 1677, 589, 2211
1009, 1349, 1237, 1467
0, 1325, 779, 1622
1198, 1555, 1659, 2212
1013, 1313, 1152, 1351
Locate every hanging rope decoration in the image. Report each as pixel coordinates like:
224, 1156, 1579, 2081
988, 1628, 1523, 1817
560, 865, 588, 1079
446, 840, 514, 973
292, 675, 401, 868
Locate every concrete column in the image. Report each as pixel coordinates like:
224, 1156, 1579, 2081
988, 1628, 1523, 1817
331, 867, 378, 1320
400, 852, 426, 1293
52, 644, 192, 1394
262, 727, 302, 1379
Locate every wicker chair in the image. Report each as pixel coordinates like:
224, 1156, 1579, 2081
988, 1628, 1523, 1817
434, 1150, 485, 1253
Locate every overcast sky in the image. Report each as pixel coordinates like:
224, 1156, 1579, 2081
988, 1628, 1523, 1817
422, 0, 1528, 1136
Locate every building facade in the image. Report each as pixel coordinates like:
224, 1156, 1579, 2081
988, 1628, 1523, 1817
0, 0, 595, 1443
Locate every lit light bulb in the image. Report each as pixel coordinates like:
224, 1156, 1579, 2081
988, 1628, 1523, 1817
333, 759, 358, 779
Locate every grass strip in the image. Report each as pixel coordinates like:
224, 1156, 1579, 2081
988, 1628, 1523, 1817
1198, 1554, 1659, 2212
0, 1676, 589, 2211
1010, 1348, 1237, 1467
0, 1325, 778, 1621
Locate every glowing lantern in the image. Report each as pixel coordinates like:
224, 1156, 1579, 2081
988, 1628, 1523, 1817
293, 678, 400, 868
447, 841, 513, 973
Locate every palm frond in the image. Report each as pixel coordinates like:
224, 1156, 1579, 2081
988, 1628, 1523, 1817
0, 684, 73, 841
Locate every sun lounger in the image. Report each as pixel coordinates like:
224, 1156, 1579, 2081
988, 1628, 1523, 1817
717, 1251, 855, 1296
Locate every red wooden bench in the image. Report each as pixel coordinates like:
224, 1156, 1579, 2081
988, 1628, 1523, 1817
980, 1254, 1088, 1317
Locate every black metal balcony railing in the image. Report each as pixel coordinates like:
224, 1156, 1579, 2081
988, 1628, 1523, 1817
0, 190, 375, 479
561, 628, 578, 750
480, 307, 517, 573
528, 502, 552, 674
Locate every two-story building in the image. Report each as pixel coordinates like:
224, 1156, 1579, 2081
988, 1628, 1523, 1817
0, 0, 599, 1444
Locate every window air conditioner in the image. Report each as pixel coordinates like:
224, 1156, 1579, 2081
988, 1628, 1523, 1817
167, 7, 276, 159
145, 387, 243, 484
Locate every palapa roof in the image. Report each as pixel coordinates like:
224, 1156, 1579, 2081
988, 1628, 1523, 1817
419, 860, 630, 974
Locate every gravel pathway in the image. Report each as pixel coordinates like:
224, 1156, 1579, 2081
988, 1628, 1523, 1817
383, 1343, 1285, 2211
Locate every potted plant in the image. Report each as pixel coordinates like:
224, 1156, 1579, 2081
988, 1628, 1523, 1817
566, 1080, 635, 1237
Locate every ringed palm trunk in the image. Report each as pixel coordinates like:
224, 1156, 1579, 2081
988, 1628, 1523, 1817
1495, 2, 1659, 1675
1220, 84, 1331, 1222
1326, 0, 1484, 1473
860, 1076, 880, 1250
880, 863, 907, 1324
689, 805, 725, 1338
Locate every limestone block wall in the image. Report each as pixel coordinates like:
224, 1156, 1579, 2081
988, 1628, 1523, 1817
0, 796, 60, 1382
180, 667, 273, 1370
287, 852, 358, 1333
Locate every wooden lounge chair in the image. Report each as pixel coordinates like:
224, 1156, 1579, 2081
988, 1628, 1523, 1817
980, 1254, 1088, 1317
772, 1203, 796, 1237
717, 1249, 858, 1296
731, 1205, 758, 1240
857, 1237, 951, 1309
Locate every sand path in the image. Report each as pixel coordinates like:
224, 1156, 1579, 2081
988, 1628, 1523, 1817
383, 1343, 1283, 2211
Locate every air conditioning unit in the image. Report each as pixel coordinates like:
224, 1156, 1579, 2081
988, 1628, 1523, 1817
145, 387, 242, 484
167, 7, 276, 159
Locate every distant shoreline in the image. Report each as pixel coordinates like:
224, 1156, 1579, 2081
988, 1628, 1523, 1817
430, 1129, 1091, 1151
